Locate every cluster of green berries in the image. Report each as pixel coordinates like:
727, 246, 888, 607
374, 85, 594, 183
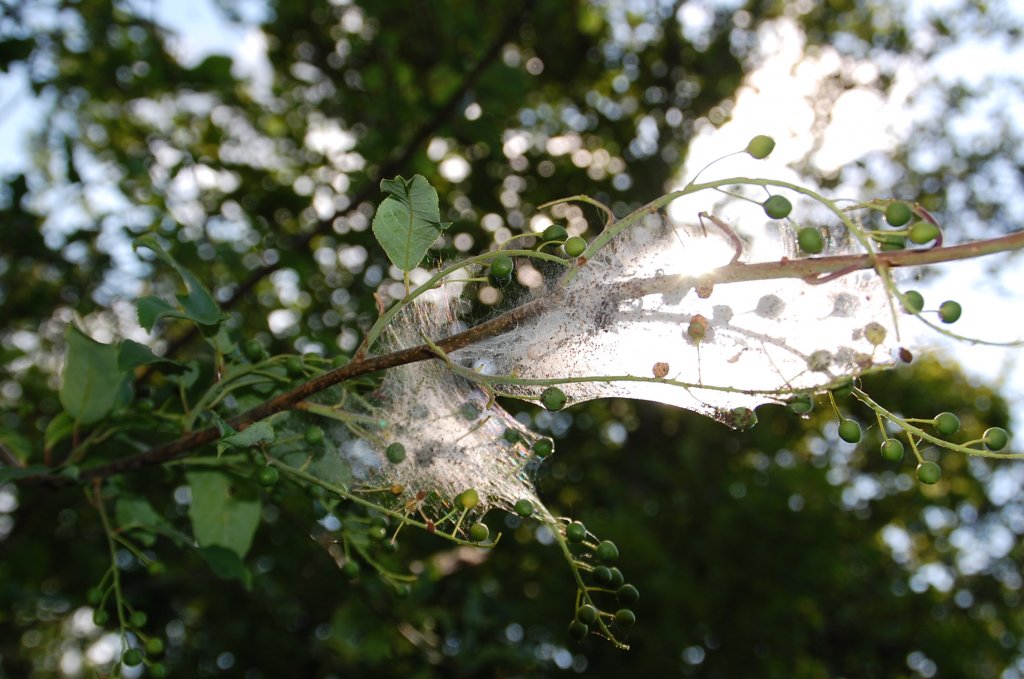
562, 520, 639, 643
900, 290, 962, 323
86, 595, 166, 674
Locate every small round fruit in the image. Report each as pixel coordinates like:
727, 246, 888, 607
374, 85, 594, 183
576, 604, 598, 625
909, 222, 940, 245
838, 419, 862, 444
592, 566, 613, 585
885, 202, 913, 227
878, 233, 906, 251
595, 540, 619, 562
304, 426, 324, 445
457, 488, 480, 510
614, 609, 636, 627
533, 438, 554, 458
469, 522, 490, 542
144, 637, 165, 656
121, 648, 144, 667
490, 255, 514, 279
566, 521, 587, 543
788, 394, 813, 415
938, 300, 961, 324
332, 355, 349, 368
880, 439, 905, 463
543, 224, 569, 242
901, 290, 924, 314
150, 664, 168, 679
730, 407, 758, 430
617, 584, 640, 605
341, 561, 360, 578
129, 611, 147, 628
257, 466, 279, 487
368, 525, 388, 541
568, 620, 589, 641
541, 386, 568, 411
763, 195, 792, 219
563, 236, 586, 257
608, 567, 625, 589
502, 427, 521, 444
513, 499, 534, 517
917, 461, 941, 485
285, 355, 304, 377
385, 442, 406, 464
243, 339, 265, 362
147, 562, 165, 576
797, 227, 823, 254
93, 609, 109, 626
86, 587, 103, 606
745, 134, 776, 159
933, 412, 960, 436
983, 427, 1010, 451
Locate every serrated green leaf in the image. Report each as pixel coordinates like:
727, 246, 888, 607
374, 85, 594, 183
117, 339, 186, 372
217, 421, 275, 456
197, 545, 253, 589
135, 236, 223, 327
136, 295, 177, 332
371, 174, 451, 271
59, 325, 122, 425
187, 471, 261, 559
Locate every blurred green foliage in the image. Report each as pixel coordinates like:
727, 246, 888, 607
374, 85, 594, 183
1, 0, 1023, 676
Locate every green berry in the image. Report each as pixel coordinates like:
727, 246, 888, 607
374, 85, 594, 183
938, 300, 961, 324
568, 620, 589, 641
490, 255, 514, 279
595, 540, 619, 562
745, 134, 776, 159
838, 419, 861, 443
341, 561, 360, 578
608, 567, 625, 589
576, 604, 598, 625
617, 584, 640, 604
456, 489, 480, 510
614, 608, 636, 627
592, 566, 613, 585
285, 355, 304, 376
542, 224, 569, 243
878, 233, 906, 251
513, 499, 534, 517
304, 426, 324, 445
540, 386, 567, 411
93, 609, 109, 626
502, 427, 521, 444
880, 438, 905, 463
566, 521, 586, 542
243, 339, 265, 362
917, 461, 941, 485
129, 611, 147, 629
385, 442, 406, 464
564, 236, 586, 257
788, 394, 813, 414
909, 222, 940, 244
983, 427, 1010, 451
933, 412, 960, 436
730, 406, 758, 430
86, 587, 103, 606
368, 525, 388, 541
256, 466, 279, 487
532, 438, 554, 458
797, 227, 823, 254
901, 290, 924, 314
147, 562, 165, 576
886, 202, 913, 227
469, 522, 489, 542
121, 648, 144, 666
831, 377, 854, 398
150, 664, 168, 679
763, 195, 792, 219
144, 637, 164, 656
332, 355, 349, 368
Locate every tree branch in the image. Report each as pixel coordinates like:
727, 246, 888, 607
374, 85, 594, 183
31, 230, 1023, 487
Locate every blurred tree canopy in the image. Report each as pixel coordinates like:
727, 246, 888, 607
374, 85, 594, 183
1, 0, 1023, 676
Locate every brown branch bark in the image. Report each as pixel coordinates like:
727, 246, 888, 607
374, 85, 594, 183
22, 229, 1021, 487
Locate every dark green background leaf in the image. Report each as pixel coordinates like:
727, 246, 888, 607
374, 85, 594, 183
186, 471, 261, 559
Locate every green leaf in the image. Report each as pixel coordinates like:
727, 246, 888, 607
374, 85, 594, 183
0, 465, 49, 483
44, 412, 75, 452
117, 339, 186, 372
116, 496, 172, 547
59, 325, 122, 425
186, 471, 261, 559
371, 174, 451, 271
197, 546, 253, 589
217, 421, 275, 456
134, 236, 223, 328
0, 428, 34, 463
